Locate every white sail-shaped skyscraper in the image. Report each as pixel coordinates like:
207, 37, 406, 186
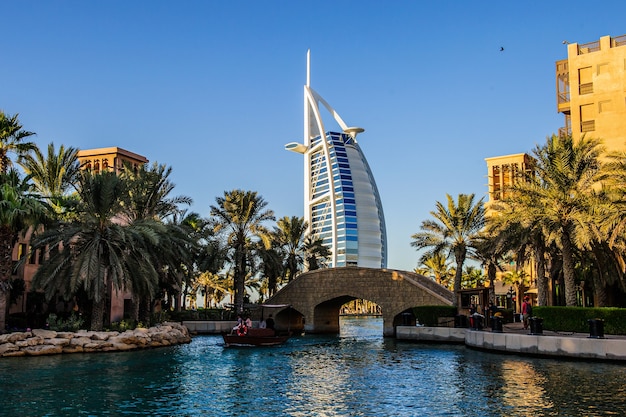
285, 51, 387, 268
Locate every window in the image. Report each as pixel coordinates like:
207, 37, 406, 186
580, 104, 595, 132
578, 67, 593, 95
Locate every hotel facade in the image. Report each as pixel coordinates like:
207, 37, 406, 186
8, 147, 148, 327
485, 34, 626, 307
286, 51, 387, 268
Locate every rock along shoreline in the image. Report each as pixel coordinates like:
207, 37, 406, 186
0, 322, 191, 358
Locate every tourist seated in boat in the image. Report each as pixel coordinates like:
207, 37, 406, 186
235, 322, 248, 336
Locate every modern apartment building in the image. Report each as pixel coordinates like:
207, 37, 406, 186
285, 51, 387, 268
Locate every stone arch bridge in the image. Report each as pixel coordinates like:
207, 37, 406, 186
266, 267, 454, 336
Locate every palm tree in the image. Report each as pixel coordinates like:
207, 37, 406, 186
411, 193, 485, 302
0, 169, 49, 330
591, 150, 626, 301
0, 112, 36, 174
18, 142, 80, 214
503, 135, 604, 306
256, 241, 284, 297
501, 270, 531, 312
120, 162, 194, 322
274, 216, 308, 282
485, 210, 550, 306
210, 190, 275, 314
120, 162, 192, 223
472, 232, 506, 304
461, 265, 486, 289
414, 252, 454, 289
303, 235, 330, 271
195, 272, 229, 308
31, 170, 161, 330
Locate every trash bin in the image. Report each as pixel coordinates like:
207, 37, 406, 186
529, 317, 543, 335
588, 319, 605, 339
472, 314, 483, 330
401, 312, 413, 326
491, 316, 503, 333
454, 314, 468, 328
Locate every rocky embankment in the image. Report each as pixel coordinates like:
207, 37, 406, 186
0, 322, 191, 358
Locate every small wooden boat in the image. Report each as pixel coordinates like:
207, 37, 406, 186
222, 328, 289, 347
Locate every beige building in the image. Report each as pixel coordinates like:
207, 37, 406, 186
556, 34, 626, 152
485, 34, 626, 308
77, 146, 148, 174
484, 153, 535, 205
8, 147, 148, 329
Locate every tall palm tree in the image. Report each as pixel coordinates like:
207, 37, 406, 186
120, 162, 192, 223
256, 240, 284, 298
0, 169, 49, 330
18, 142, 80, 214
31, 170, 161, 330
472, 232, 506, 304
593, 150, 626, 298
411, 193, 485, 302
210, 190, 275, 314
195, 271, 229, 308
0, 112, 36, 174
504, 135, 604, 306
120, 162, 194, 322
485, 210, 550, 306
274, 216, 308, 282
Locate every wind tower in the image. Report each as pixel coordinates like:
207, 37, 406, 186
285, 50, 387, 268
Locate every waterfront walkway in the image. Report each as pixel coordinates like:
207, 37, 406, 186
396, 322, 626, 361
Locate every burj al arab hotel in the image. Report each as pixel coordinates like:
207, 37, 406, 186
285, 51, 387, 268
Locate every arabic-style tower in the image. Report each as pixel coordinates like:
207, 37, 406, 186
285, 50, 387, 268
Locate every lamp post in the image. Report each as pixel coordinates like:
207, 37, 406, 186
506, 287, 515, 310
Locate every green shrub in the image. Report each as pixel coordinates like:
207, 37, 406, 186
47, 313, 85, 332
534, 306, 626, 335
412, 305, 457, 326
169, 308, 229, 322
109, 320, 137, 332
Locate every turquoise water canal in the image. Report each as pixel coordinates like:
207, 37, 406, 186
1, 316, 625, 416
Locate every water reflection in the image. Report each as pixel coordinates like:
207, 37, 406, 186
1, 317, 626, 416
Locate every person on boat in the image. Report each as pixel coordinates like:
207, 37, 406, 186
259, 318, 267, 329
232, 314, 244, 334
266, 314, 275, 331
245, 316, 253, 328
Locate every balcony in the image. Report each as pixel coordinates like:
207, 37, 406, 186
577, 40, 600, 55
556, 60, 570, 112
612, 34, 626, 47
558, 126, 572, 137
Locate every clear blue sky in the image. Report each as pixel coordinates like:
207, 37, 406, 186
2, 1, 626, 271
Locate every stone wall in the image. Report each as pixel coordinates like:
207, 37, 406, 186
0, 322, 191, 358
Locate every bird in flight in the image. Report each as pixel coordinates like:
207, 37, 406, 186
500, 46, 504, 51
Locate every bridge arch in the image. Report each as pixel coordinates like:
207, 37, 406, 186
267, 267, 454, 336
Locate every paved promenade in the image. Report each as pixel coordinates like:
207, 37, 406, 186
396, 322, 626, 361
